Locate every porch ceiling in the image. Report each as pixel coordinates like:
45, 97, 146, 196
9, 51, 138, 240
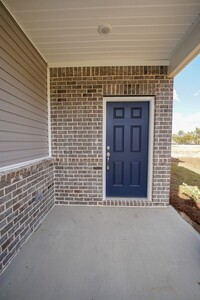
2, 0, 200, 76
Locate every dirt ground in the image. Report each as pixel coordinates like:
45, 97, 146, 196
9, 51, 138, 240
170, 157, 200, 233
174, 157, 200, 174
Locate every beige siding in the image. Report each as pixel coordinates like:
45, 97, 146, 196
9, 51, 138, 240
0, 2, 48, 168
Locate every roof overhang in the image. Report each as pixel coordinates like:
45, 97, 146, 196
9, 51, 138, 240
2, 0, 200, 77
168, 19, 200, 77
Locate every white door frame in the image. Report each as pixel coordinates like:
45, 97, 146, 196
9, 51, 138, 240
103, 96, 154, 201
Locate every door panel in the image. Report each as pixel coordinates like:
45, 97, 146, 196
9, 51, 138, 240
130, 161, 141, 186
106, 101, 149, 198
113, 161, 124, 185
114, 126, 124, 152
131, 126, 141, 152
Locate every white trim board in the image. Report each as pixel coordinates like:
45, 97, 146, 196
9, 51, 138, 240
103, 96, 154, 201
0, 156, 51, 174
47, 67, 52, 157
48, 60, 169, 68
168, 19, 200, 77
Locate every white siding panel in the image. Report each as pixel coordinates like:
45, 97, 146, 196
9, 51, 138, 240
1, 21, 47, 83
1, 70, 46, 106
26, 25, 188, 38
33, 33, 181, 44
1, 58, 47, 99
3, 0, 199, 11
0, 3, 48, 168
0, 99, 48, 125
1, 90, 48, 118
0, 141, 49, 152
0, 132, 48, 142
0, 125, 48, 139
14, 5, 199, 22
0, 110, 48, 131
0, 5, 46, 73
21, 16, 196, 31
1, 79, 47, 112
0, 150, 49, 168
1, 39, 46, 89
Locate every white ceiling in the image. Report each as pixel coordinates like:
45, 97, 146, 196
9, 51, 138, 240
2, 0, 200, 74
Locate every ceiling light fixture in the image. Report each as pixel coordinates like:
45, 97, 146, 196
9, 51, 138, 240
98, 24, 112, 35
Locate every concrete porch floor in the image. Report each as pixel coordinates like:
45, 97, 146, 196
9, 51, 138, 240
0, 206, 200, 300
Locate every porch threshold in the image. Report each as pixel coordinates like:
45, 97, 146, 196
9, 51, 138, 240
0, 206, 200, 300
105, 197, 148, 201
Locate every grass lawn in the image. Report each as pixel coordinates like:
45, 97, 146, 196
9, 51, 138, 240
170, 157, 200, 233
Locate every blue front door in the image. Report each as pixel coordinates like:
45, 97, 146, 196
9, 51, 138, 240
106, 102, 149, 198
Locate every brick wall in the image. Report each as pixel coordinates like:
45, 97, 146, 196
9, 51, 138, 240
0, 159, 54, 273
50, 66, 173, 206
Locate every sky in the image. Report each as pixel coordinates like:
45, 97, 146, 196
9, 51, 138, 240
173, 54, 200, 133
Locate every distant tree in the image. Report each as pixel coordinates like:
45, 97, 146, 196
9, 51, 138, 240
183, 133, 194, 144
177, 130, 185, 136
194, 127, 200, 144
172, 128, 200, 144
195, 127, 200, 134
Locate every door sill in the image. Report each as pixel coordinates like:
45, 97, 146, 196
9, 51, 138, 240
105, 197, 148, 201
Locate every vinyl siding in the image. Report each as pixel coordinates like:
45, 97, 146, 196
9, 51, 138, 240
0, 2, 48, 168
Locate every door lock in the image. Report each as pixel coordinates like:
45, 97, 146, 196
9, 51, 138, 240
106, 146, 110, 171
106, 152, 110, 157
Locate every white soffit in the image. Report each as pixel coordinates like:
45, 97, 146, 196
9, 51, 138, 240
2, 0, 200, 72
168, 19, 200, 77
